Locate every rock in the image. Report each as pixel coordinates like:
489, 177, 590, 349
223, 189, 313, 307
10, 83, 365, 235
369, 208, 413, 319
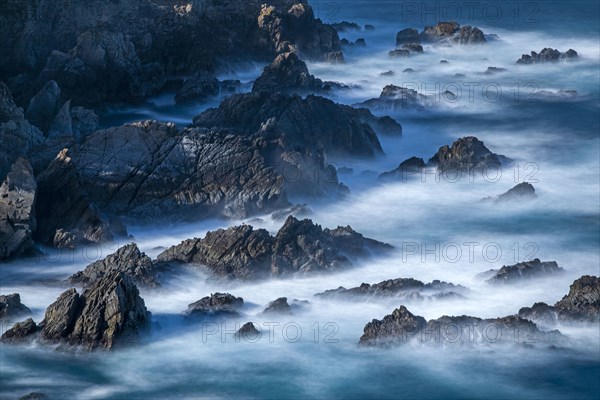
19, 393, 48, 400
402, 43, 423, 53
316, 278, 466, 301
493, 182, 537, 203
186, 293, 244, 319
193, 92, 388, 158
157, 216, 391, 280
0, 158, 37, 259
331, 21, 361, 32
0, 293, 32, 322
235, 322, 261, 339
440, 60, 450, 64
403, 68, 415, 73
0, 82, 44, 180
379, 157, 426, 180
365, 24, 375, 31
47, 100, 72, 138
70, 106, 98, 140
452, 26, 486, 44
518, 302, 558, 328
553, 275, 600, 322
380, 71, 394, 76
359, 306, 564, 347
484, 67, 507, 75
427, 136, 508, 172
517, 48, 578, 64
260, 297, 292, 315
396, 28, 421, 47
25, 81, 61, 133
175, 72, 220, 103
355, 38, 367, 47
39, 271, 151, 350
484, 259, 564, 284
359, 306, 427, 346
35, 148, 113, 248
323, 51, 345, 64
68, 243, 161, 288
0, 318, 39, 343
420, 22, 460, 42
252, 52, 339, 94
388, 49, 410, 58
357, 85, 430, 111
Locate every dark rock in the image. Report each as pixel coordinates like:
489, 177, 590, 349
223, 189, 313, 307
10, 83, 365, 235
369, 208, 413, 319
193, 92, 389, 158
235, 322, 261, 339
396, 28, 420, 47
0, 158, 37, 259
39, 270, 151, 350
0, 318, 39, 343
454, 73, 465, 78
403, 68, 415, 73
157, 216, 391, 280
47, 100, 72, 138
493, 182, 537, 203
517, 48, 578, 64
388, 49, 410, 58
452, 26, 486, 44
354, 38, 367, 47
260, 297, 292, 315
402, 43, 423, 53
554, 275, 600, 322
35, 148, 113, 248
359, 306, 427, 346
420, 22, 460, 42
427, 136, 508, 172
175, 72, 219, 103
68, 243, 160, 288
380, 70, 394, 76
0, 293, 32, 322
484, 66, 507, 75
440, 60, 450, 64
331, 21, 361, 32
70, 106, 99, 140
365, 24, 375, 31
186, 293, 244, 319
323, 51, 345, 64
357, 85, 430, 111
518, 302, 558, 328
25, 80, 61, 133
484, 259, 564, 284
19, 393, 48, 400
379, 157, 426, 180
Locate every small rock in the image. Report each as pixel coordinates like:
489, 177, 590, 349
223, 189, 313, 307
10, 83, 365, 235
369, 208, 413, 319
0, 293, 32, 322
260, 297, 292, 316
0, 317, 38, 343
235, 322, 261, 340
186, 293, 244, 319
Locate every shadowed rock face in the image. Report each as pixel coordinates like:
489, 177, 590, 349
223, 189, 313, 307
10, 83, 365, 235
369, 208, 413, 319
0, 0, 341, 106
483, 259, 564, 284
0, 158, 37, 259
359, 306, 564, 347
517, 48, 578, 64
157, 216, 391, 280
379, 157, 426, 181
0, 293, 32, 323
68, 243, 160, 288
186, 293, 244, 319
39, 271, 151, 350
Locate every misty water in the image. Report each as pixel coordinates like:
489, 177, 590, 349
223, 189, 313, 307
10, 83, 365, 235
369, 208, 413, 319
1, 1, 599, 399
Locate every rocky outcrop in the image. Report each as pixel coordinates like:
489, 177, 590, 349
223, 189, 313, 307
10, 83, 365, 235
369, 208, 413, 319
175, 72, 219, 104
235, 322, 261, 339
420, 22, 486, 45
0, 82, 44, 180
359, 306, 564, 347
484, 182, 537, 203
452, 26, 486, 45
186, 293, 244, 319
0, 293, 32, 322
517, 48, 578, 64
157, 216, 391, 280
0, 317, 39, 343
396, 28, 421, 47
24, 80, 61, 133
331, 21, 361, 32
483, 259, 564, 284
68, 243, 161, 288
379, 157, 426, 181
193, 92, 394, 158
519, 276, 600, 326
260, 297, 292, 315
0, 158, 37, 259
428, 136, 508, 172
357, 85, 431, 112
35, 149, 113, 248
39, 271, 151, 350
315, 278, 466, 301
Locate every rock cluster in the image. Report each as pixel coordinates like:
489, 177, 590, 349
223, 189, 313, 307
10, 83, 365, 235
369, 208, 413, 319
517, 48, 578, 64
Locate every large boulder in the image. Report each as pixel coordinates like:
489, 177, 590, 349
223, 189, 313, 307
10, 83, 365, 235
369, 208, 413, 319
39, 271, 151, 350
517, 48, 578, 64
483, 259, 564, 284
157, 216, 391, 280
68, 243, 161, 288
396, 28, 420, 47
0, 293, 32, 323
0, 158, 37, 259
427, 136, 508, 172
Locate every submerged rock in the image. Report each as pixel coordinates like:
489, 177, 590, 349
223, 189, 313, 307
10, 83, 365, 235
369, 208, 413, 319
157, 216, 391, 280
68, 243, 161, 288
186, 293, 244, 319
0, 158, 37, 259
517, 48, 578, 64
483, 259, 564, 284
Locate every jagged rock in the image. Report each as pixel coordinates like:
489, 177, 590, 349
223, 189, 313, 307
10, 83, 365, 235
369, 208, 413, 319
68, 243, 161, 288
420, 22, 460, 42
379, 157, 426, 180
0, 318, 39, 343
323, 51, 345, 64
396, 28, 420, 47
428, 136, 508, 172
452, 26, 486, 44
357, 85, 430, 111
517, 302, 558, 328
0, 158, 37, 259
331, 21, 361, 32
70, 106, 98, 140
483, 259, 564, 284
488, 182, 537, 203
193, 92, 391, 158
359, 306, 564, 347
235, 322, 261, 339
35, 148, 113, 248
252, 52, 337, 94
24, 80, 61, 133
554, 275, 599, 322
0, 293, 31, 323
39, 271, 151, 350
402, 43, 423, 53
316, 278, 466, 301
517, 48, 578, 64
175, 72, 219, 103
186, 293, 244, 319
157, 216, 391, 280
0, 82, 44, 180
260, 297, 292, 315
